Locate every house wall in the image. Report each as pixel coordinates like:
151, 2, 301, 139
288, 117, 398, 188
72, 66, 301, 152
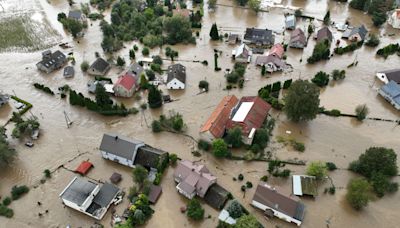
376, 73, 389, 84
176, 186, 196, 199
251, 200, 302, 226
36, 63, 53, 73
63, 185, 100, 213
289, 41, 305, 49
101, 151, 134, 167
167, 78, 185, 89
114, 85, 134, 97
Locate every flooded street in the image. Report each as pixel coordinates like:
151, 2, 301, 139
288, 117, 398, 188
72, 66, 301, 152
0, 0, 399, 227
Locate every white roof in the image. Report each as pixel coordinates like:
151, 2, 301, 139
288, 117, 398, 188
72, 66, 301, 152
218, 209, 237, 225
292, 175, 303, 196
104, 84, 114, 93
232, 102, 254, 122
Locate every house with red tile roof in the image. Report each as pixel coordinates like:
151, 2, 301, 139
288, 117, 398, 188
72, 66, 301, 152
113, 72, 136, 97
269, 43, 284, 59
173, 160, 217, 199
226, 96, 271, 144
200, 95, 239, 140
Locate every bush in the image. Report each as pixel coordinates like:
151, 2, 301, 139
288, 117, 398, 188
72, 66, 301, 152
329, 186, 336, 195
346, 178, 371, 210
0, 204, 14, 218
306, 161, 327, 179
44, 169, 51, 178
334, 41, 363, 55
152, 120, 162, 133
11, 185, 29, 200
355, 104, 369, 121
326, 162, 337, 171
150, 63, 162, 74
311, 71, 330, 87
238, 174, 244, 181
271, 81, 281, 92
376, 43, 399, 59
324, 109, 341, 117
33, 83, 54, 95
331, 69, 346, 80
80, 61, 89, 72
293, 141, 305, 152
116, 56, 125, 66
169, 153, 178, 165
142, 47, 150, 56
307, 40, 330, 64
260, 175, 268, 182
198, 139, 211, 151
246, 181, 253, 188
240, 185, 246, 192
2, 197, 11, 206
212, 139, 229, 158
283, 79, 292, 89
187, 199, 204, 220
153, 172, 162, 185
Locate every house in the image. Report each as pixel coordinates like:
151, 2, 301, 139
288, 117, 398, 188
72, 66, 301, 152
200, 95, 239, 140
289, 28, 307, 49
128, 63, 144, 85
232, 44, 252, 63
36, 50, 67, 73
204, 184, 230, 210
226, 96, 271, 144
347, 25, 368, 41
316, 27, 333, 44
228, 34, 240, 45
87, 80, 113, 94
285, 15, 296, 30
243, 28, 275, 47
166, 64, 186, 89
99, 133, 168, 170
0, 93, 9, 107
378, 80, 400, 110
292, 175, 318, 197
388, 9, 400, 29
59, 176, 121, 220
173, 160, 217, 199
269, 43, 284, 59
376, 69, 400, 84
255, 55, 286, 73
251, 182, 305, 226
68, 10, 86, 23
113, 72, 136, 97
88, 58, 111, 76
63, 66, 74, 78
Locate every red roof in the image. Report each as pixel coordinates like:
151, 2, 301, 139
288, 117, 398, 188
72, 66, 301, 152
115, 72, 136, 91
75, 161, 93, 175
269, 44, 284, 59
226, 96, 271, 135
200, 95, 239, 138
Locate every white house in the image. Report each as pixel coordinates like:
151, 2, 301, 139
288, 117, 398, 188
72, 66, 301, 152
100, 133, 145, 167
166, 64, 186, 90
251, 182, 305, 226
376, 69, 400, 84
388, 9, 400, 29
232, 44, 252, 63
59, 177, 120, 220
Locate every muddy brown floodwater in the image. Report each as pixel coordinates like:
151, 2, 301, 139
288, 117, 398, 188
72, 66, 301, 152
0, 0, 399, 227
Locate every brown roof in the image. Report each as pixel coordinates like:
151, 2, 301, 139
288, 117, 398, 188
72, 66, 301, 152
200, 95, 239, 138
269, 44, 284, 59
255, 55, 285, 68
226, 96, 271, 135
317, 27, 333, 43
289, 28, 307, 46
253, 182, 305, 221
148, 184, 162, 204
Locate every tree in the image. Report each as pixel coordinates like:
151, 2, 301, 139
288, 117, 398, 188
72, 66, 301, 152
355, 104, 369, 121
294, 9, 302, 17
80, 61, 89, 72
208, 0, 217, 9
145, 69, 155, 81
226, 200, 243, 219
308, 24, 314, 35
132, 209, 146, 225
283, 80, 320, 122
142, 47, 150, 56
365, 34, 380, 47
307, 40, 331, 63
372, 11, 387, 27
331, 69, 346, 80
235, 215, 259, 228
152, 120, 162, 132
198, 80, 209, 91
261, 65, 266, 76
225, 127, 243, 148
323, 10, 330, 25
349, 147, 398, 179
248, 0, 261, 12
311, 71, 330, 87
116, 56, 126, 67
153, 55, 163, 65
147, 85, 163, 108
129, 49, 136, 59
95, 84, 112, 107
140, 74, 149, 89
346, 178, 372, 210
163, 15, 193, 44
209, 23, 219, 40
186, 199, 204, 220
236, 0, 248, 6
132, 165, 148, 185
61, 18, 84, 38
0, 127, 16, 169
212, 139, 229, 158
306, 161, 328, 179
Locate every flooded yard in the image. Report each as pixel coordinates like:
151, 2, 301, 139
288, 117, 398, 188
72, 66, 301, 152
0, 0, 399, 227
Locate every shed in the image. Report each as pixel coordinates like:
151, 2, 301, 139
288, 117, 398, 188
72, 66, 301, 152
63, 66, 75, 78
148, 184, 162, 204
204, 184, 230, 210
75, 161, 93, 175
292, 175, 318, 197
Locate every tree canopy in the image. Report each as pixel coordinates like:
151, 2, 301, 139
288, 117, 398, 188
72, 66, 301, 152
235, 215, 259, 228
147, 85, 163, 109
306, 161, 328, 179
346, 178, 372, 210
212, 139, 229, 158
225, 127, 243, 148
186, 199, 204, 220
210, 23, 219, 40
226, 200, 243, 219
163, 15, 194, 45
132, 165, 148, 185
0, 127, 16, 168
283, 80, 320, 122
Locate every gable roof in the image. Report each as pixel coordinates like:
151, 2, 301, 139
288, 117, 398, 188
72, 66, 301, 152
204, 184, 230, 209
234, 44, 251, 58
269, 43, 284, 59
349, 25, 368, 40
289, 28, 307, 46
133, 145, 166, 170
92, 182, 120, 207
167, 64, 186, 84
68, 10, 83, 20
99, 133, 144, 161
148, 184, 162, 204
244, 28, 274, 45
90, 58, 110, 73
75, 161, 93, 175
115, 72, 136, 91
255, 55, 285, 67
128, 63, 144, 78
253, 182, 305, 222
38, 50, 66, 69
317, 27, 333, 43
380, 80, 400, 98
64, 66, 75, 77
60, 177, 98, 206
378, 69, 400, 83
200, 95, 239, 138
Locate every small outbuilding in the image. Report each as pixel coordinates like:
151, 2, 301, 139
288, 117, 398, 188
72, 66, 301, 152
88, 58, 111, 76
63, 66, 75, 78
292, 175, 318, 197
232, 44, 252, 63
75, 161, 93, 175
285, 15, 296, 30
148, 184, 162, 204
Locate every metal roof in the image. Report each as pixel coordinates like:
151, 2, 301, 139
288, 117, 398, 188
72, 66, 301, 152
92, 182, 120, 207
60, 177, 98, 206
99, 133, 145, 161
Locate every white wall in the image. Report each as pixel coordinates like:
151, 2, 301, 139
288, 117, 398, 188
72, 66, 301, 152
251, 200, 302, 226
101, 151, 134, 167
167, 78, 185, 89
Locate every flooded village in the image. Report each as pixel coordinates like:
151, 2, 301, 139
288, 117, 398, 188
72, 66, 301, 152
0, 0, 400, 227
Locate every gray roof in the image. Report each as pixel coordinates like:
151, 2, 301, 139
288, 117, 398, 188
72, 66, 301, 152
349, 25, 368, 40
380, 80, 400, 99
128, 63, 144, 79
68, 10, 83, 20
204, 184, 229, 209
90, 58, 110, 74
285, 15, 296, 29
317, 27, 333, 43
379, 69, 400, 83
64, 66, 75, 77
134, 145, 167, 170
99, 133, 145, 161
167, 64, 186, 84
92, 182, 120, 207
244, 28, 274, 45
38, 50, 66, 69
60, 177, 97, 206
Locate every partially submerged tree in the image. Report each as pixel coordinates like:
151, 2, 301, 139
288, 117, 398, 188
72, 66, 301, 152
225, 127, 243, 148
283, 80, 320, 122
346, 178, 372, 210
0, 127, 16, 168
306, 161, 328, 179
323, 10, 330, 25
235, 215, 259, 228
132, 165, 148, 185
147, 85, 163, 109
186, 199, 204, 220
355, 104, 369, 121
212, 139, 229, 158
248, 0, 261, 12
209, 23, 219, 40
